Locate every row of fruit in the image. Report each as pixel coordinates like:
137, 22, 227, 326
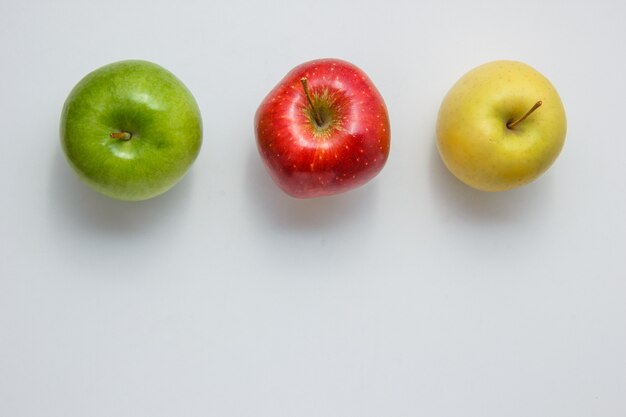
60, 58, 566, 201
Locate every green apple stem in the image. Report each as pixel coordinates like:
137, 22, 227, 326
300, 78, 324, 127
507, 101, 543, 129
110, 131, 132, 141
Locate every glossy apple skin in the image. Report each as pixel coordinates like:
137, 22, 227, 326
436, 60, 566, 192
255, 58, 390, 198
60, 60, 202, 201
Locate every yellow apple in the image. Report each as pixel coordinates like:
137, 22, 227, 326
436, 60, 567, 192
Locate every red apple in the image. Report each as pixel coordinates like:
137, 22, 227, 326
254, 58, 390, 198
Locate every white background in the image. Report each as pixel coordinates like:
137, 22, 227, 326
1, 0, 625, 416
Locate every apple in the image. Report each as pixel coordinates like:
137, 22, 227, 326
436, 60, 567, 192
254, 58, 390, 198
60, 60, 202, 201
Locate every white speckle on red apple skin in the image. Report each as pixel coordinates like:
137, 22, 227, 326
254, 58, 391, 198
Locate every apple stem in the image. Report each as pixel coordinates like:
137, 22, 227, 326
300, 78, 324, 127
110, 131, 132, 141
507, 101, 543, 129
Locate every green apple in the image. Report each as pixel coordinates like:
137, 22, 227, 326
436, 60, 566, 192
60, 60, 202, 201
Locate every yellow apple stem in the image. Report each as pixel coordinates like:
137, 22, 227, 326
300, 78, 324, 127
507, 101, 543, 129
110, 131, 132, 141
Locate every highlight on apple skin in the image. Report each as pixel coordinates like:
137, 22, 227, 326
254, 58, 391, 198
436, 60, 567, 192
60, 60, 203, 201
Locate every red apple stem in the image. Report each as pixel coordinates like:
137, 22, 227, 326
300, 78, 324, 127
110, 131, 132, 141
507, 101, 543, 129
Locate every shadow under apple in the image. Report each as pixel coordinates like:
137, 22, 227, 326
245, 148, 378, 232
49, 149, 195, 236
427, 136, 552, 224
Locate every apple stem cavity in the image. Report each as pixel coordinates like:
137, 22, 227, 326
300, 78, 324, 127
110, 131, 132, 141
507, 101, 543, 130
